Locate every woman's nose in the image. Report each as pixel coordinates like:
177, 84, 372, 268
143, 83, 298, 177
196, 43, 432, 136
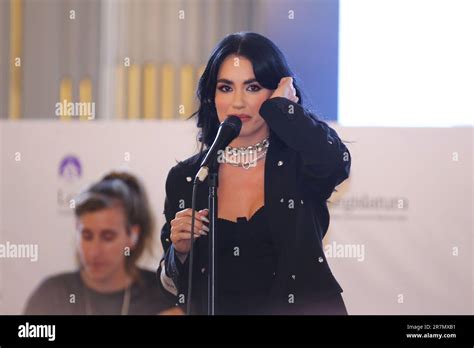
232, 89, 245, 108
87, 239, 103, 257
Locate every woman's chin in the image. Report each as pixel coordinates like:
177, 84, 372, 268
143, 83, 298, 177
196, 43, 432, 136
85, 267, 110, 282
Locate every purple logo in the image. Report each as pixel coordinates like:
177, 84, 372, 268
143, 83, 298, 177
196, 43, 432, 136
59, 155, 82, 181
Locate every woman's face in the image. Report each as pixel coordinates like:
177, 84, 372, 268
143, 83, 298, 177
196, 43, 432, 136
76, 206, 134, 285
214, 54, 274, 146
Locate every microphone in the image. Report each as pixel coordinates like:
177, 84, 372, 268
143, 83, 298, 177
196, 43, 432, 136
195, 115, 242, 182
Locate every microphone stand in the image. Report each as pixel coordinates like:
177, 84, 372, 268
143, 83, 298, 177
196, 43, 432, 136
207, 163, 219, 316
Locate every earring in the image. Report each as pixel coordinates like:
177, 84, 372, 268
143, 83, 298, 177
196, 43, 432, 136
131, 233, 138, 247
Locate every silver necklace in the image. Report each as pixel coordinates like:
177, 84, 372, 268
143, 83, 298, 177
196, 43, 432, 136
83, 283, 131, 315
222, 137, 270, 169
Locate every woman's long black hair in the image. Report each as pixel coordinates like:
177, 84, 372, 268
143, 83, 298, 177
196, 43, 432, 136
191, 31, 314, 150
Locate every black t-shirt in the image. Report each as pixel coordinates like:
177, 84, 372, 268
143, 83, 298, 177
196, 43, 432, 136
24, 269, 175, 315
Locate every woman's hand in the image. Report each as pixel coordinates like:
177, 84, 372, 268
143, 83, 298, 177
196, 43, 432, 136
170, 208, 209, 255
159, 306, 186, 315
270, 77, 299, 103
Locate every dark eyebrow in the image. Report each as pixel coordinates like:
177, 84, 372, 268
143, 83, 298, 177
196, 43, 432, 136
101, 229, 118, 234
216, 78, 258, 85
100, 228, 117, 235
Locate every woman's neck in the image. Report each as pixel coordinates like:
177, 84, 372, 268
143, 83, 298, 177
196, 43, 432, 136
229, 131, 269, 148
80, 268, 134, 293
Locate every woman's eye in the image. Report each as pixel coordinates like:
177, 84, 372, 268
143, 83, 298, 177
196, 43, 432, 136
248, 84, 261, 92
217, 85, 231, 92
82, 231, 93, 241
102, 231, 116, 242
217, 84, 261, 93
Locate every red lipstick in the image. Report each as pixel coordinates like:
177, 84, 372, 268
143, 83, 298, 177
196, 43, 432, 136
232, 114, 251, 122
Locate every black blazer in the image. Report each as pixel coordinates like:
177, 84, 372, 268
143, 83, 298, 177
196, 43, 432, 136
157, 97, 351, 314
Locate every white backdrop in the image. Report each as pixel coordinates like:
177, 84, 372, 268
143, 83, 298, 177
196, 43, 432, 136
0, 121, 472, 314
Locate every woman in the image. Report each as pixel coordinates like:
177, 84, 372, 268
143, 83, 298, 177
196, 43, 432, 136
158, 32, 351, 315
24, 172, 175, 315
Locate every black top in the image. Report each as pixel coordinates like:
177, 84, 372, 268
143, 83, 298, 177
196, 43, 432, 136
24, 269, 175, 315
216, 206, 278, 315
